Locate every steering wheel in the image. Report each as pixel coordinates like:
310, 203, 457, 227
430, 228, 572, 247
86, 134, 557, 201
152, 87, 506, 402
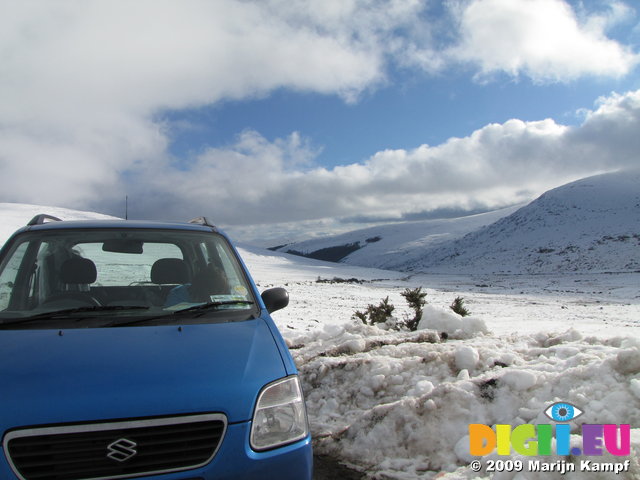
41, 292, 102, 307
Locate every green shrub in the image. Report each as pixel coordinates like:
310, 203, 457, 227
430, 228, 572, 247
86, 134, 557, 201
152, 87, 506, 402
354, 289, 471, 333
354, 296, 395, 326
450, 296, 470, 316
354, 288, 428, 331
401, 287, 427, 331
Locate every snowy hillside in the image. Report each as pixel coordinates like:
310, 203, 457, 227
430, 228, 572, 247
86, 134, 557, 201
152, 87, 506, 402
0, 203, 117, 246
412, 169, 640, 274
276, 170, 640, 275
272, 206, 521, 269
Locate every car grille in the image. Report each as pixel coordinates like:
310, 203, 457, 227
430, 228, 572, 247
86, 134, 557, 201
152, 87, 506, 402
3, 414, 226, 480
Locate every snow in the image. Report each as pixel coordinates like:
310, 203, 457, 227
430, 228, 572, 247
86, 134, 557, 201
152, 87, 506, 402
244, 246, 640, 479
278, 169, 640, 274
0, 203, 117, 245
413, 169, 640, 274
418, 305, 489, 338
273, 205, 521, 270
1, 199, 640, 479
287, 320, 640, 478
454, 346, 481, 371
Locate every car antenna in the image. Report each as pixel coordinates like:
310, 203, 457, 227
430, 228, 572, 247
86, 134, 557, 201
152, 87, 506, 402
125, 195, 128, 220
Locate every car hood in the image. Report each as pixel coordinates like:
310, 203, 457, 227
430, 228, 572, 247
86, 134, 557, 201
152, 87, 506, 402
0, 318, 286, 431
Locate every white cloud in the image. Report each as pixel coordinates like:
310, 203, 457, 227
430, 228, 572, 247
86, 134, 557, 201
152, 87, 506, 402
0, 0, 424, 126
0, 0, 638, 238
450, 0, 639, 82
0, 0, 423, 210
112, 89, 640, 232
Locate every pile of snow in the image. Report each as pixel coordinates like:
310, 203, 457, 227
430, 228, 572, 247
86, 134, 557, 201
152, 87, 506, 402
289, 319, 640, 479
417, 304, 489, 338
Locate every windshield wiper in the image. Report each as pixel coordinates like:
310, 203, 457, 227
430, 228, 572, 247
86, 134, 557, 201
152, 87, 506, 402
0, 305, 150, 329
171, 300, 255, 316
108, 300, 255, 327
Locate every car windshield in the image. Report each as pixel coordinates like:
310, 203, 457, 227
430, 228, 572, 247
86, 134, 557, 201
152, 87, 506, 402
0, 228, 257, 328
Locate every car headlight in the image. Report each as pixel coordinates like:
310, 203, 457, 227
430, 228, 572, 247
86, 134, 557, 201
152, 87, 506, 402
250, 375, 309, 451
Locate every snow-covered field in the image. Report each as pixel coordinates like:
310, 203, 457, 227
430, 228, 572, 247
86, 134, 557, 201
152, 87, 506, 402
242, 247, 640, 479
2, 203, 639, 479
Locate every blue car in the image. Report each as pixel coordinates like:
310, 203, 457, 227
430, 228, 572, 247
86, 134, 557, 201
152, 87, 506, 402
0, 215, 312, 480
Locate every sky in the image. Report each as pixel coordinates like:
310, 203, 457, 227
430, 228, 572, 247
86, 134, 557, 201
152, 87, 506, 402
0, 0, 639, 245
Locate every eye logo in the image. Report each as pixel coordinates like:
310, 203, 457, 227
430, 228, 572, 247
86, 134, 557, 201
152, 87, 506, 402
544, 402, 583, 422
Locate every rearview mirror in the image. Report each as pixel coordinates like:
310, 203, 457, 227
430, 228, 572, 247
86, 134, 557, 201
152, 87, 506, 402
261, 287, 289, 314
102, 239, 143, 254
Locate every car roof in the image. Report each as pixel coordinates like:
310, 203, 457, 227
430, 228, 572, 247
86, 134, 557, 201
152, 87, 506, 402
19, 219, 219, 234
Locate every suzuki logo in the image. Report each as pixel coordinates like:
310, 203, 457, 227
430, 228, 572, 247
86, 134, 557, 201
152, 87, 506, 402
107, 438, 138, 462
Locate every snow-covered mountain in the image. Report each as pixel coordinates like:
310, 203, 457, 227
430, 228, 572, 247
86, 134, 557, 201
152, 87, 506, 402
275, 169, 640, 274
413, 169, 640, 274
271, 206, 521, 269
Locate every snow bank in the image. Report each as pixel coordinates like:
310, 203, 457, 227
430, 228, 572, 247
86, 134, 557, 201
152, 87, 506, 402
418, 304, 489, 338
292, 321, 640, 478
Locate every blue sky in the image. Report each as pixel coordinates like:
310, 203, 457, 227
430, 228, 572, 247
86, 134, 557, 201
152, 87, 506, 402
165, 73, 639, 169
1, 0, 639, 244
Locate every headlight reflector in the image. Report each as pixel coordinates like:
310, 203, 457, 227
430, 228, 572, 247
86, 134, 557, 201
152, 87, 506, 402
250, 376, 309, 451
